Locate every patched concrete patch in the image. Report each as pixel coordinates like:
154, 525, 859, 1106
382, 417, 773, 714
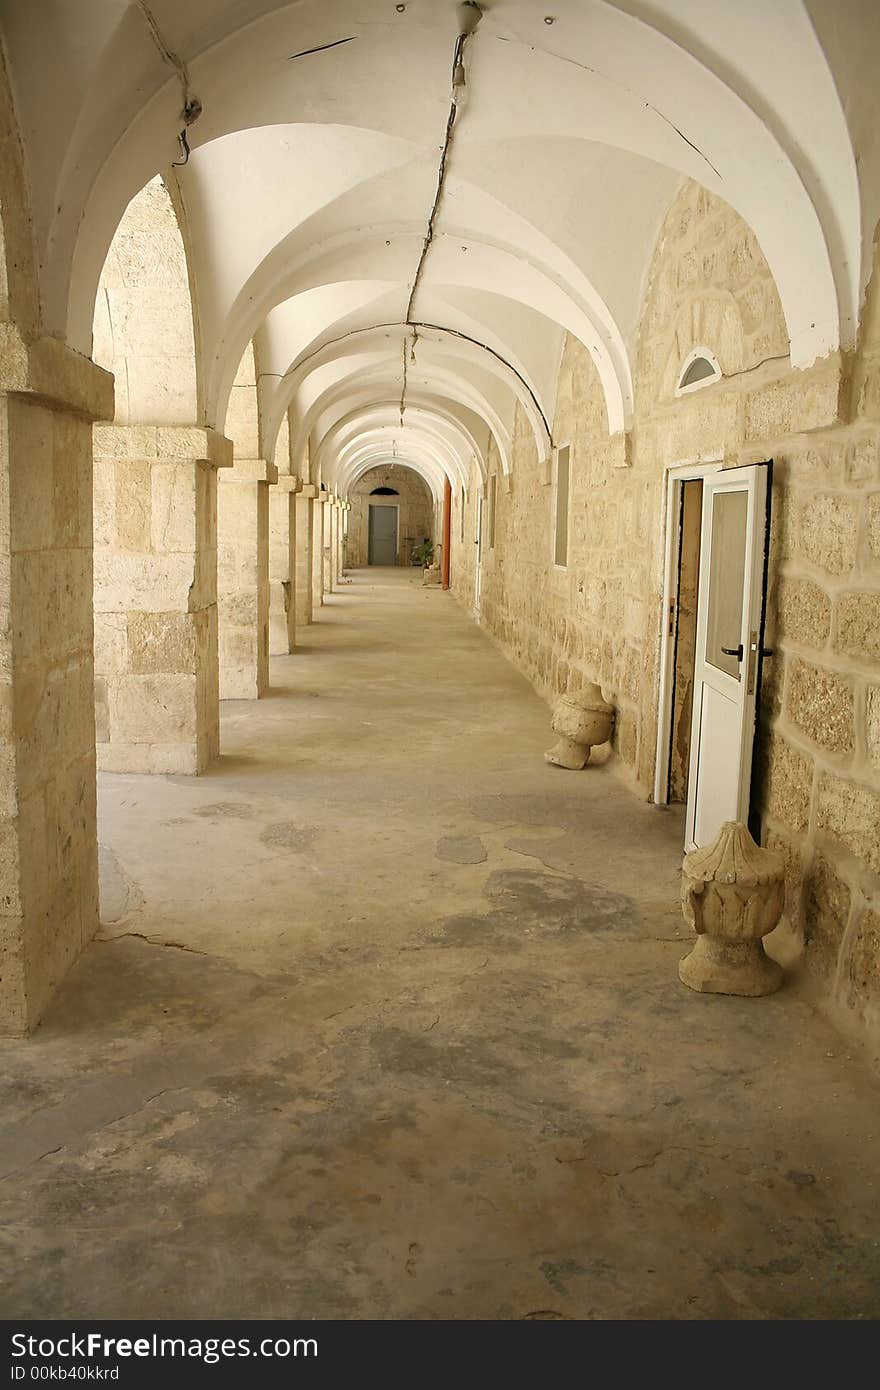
485, 868, 638, 935
432, 867, 638, 949
194, 802, 254, 820
260, 822, 320, 852
436, 834, 487, 865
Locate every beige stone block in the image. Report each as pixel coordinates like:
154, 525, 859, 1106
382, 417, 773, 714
0, 814, 22, 915
804, 852, 851, 979
867, 494, 880, 563
94, 613, 128, 675
52, 418, 88, 549
122, 353, 198, 428
839, 907, 880, 1017
127, 612, 197, 674
776, 576, 831, 647
797, 493, 857, 575
0, 916, 27, 1035
837, 591, 880, 662
220, 628, 257, 669
92, 457, 116, 549
763, 733, 813, 833
220, 666, 260, 701
40, 549, 91, 665
846, 435, 879, 484
816, 772, 880, 876
112, 459, 152, 550
147, 742, 200, 775
93, 424, 159, 461
94, 675, 110, 743
867, 686, 880, 771
110, 674, 196, 744
93, 552, 195, 613
10, 552, 42, 666
858, 363, 880, 422
151, 462, 196, 553
219, 591, 259, 628
786, 658, 854, 755
97, 741, 152, 774
8, 401, 53, 552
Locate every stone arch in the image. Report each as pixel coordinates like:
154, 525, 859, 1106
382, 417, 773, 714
636, 182, 789, 413
92, 175, 199, 426
91, 175, 224, 778
0, 49, 40, 341
347, 464, 435, 569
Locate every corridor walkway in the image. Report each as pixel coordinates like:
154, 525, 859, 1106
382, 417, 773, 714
1, 570, 879, 1319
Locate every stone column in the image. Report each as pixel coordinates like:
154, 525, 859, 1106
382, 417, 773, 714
0, 331, 114, 1034
218, 459, 277, 698
93, 425, 231, 774
322, 497, 334, 595
295, 487, 316, 626
268, 477, 300, 655
339, 502, 350, 577
312, 492, 326, 611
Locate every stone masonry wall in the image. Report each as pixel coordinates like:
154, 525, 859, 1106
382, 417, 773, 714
450, 178, 880, 1047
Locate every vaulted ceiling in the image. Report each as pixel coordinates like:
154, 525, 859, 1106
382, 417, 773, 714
2, 0, 877, 496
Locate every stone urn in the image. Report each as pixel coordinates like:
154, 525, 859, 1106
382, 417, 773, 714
544, 683, 615, 770
679, 821, 785, 997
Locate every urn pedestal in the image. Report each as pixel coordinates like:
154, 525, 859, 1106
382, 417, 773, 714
544, 683, 614, 770
679, 821, 785, 997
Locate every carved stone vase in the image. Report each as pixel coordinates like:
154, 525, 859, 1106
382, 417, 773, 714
679, 821, 785, 996
544, 683, 615, 770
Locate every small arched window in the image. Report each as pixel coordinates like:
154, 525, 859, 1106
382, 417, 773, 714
370, 486, 399, 495
676, 348, 721, 396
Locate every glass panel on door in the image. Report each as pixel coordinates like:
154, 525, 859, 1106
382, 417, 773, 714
705, 489, 748, 679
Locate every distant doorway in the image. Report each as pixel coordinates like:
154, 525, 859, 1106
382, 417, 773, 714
369, 503, 399, 565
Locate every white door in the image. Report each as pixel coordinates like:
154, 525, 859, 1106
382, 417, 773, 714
474, 493, 483, 613
685, 463, 770, 850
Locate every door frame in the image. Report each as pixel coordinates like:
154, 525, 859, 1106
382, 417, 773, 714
653, 458, 722, 808
368, 501, 400, 565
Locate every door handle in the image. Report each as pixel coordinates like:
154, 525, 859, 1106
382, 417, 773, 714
721, 644, 744, 660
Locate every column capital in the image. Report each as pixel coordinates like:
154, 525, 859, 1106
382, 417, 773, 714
0, 324, 114, 421
93, 423, 233, 467
272, 474, 302, 494
297, 483, 320, 498
221, 458, 278, 484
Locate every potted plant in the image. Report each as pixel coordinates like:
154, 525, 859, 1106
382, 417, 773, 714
411, 539, 434, 567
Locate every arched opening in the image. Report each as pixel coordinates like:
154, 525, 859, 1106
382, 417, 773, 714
347, 465, 434, 568
91, 176, 220, 774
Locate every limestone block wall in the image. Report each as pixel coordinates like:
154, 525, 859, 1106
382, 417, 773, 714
0, 337, 113, 1034
93, 425, 228, 772
346, 464, 434, 566
449, 178, 880, 1046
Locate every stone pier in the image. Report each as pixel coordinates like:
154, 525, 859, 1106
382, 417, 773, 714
268, 476, 300, 655
0, 332, 113, 1034
93, 425, 231, 773
218, 460, 277, 698
295, 488, 315, 626
312, 492, 326, 612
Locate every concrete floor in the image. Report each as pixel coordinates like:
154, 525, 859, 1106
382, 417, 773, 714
1, 567, 879, 1320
